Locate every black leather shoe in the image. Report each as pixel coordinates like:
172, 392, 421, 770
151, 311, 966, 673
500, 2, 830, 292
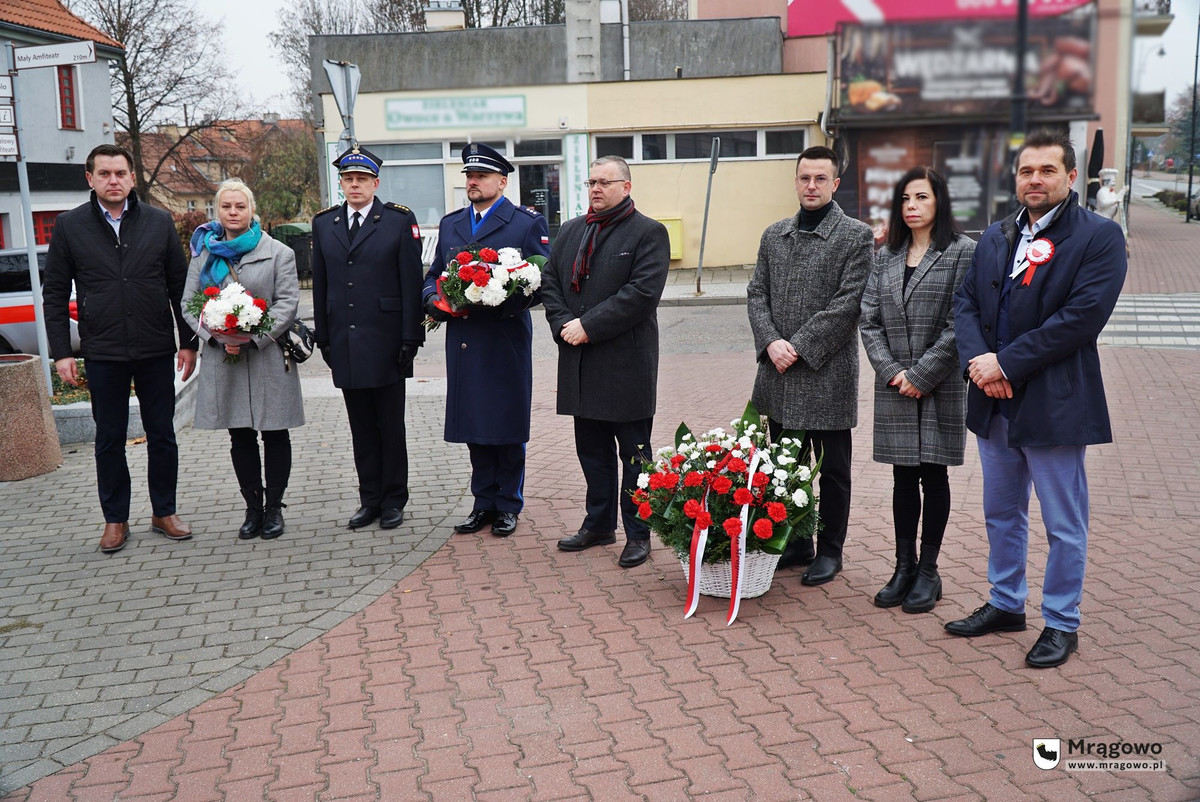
1025, 627, 1078, 668
944, 603, 1027, 637
618, 539, 651, 568
801, 554, 842, 586
777, 538, 815, 569
557, 528, 617, 551
491, 512, 518, 537
874, 557, 917, 608
454, 509, 497, 534
347, 506, 380, 529
380, 508, 405, 530
901, 567, 942, 614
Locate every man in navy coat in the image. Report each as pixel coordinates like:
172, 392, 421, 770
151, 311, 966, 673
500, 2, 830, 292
422, 143, 550, 537
948, 129, 1126, 668
313, 146, 425, 531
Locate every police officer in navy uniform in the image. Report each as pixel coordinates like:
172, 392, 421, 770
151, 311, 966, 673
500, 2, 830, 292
423, 143, 550, 537
313, 146, 425, 530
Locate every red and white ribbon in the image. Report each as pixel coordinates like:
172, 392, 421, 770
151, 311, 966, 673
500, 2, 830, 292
726, 448, 763, 626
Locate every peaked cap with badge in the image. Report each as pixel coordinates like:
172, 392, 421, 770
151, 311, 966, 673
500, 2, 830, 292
461, 143, 513, 175
334, 145, 381, 177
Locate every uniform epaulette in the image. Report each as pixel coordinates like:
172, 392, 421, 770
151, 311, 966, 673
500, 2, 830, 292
385, 202, 413, 214
314, 204, 339, 217
520, 205, 542, 217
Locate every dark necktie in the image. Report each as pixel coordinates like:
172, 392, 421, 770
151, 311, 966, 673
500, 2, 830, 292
474, 211, 482, 225
349, 211, 361, 242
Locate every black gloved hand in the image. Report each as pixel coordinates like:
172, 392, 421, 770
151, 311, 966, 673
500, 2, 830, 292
319, 344, 332, 367
423, 294, 452, 323
399, 342, 419, 367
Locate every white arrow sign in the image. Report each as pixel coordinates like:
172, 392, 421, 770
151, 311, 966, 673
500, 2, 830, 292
15, 40, 96, 70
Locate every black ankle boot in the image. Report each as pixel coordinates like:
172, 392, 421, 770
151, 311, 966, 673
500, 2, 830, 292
239, 488, 264, 540
874, 553, 917, 608
261, 487, 286, 540
902, 564, 942, 613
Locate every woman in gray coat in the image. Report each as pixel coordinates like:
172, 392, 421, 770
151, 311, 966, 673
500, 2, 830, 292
182, 180, 304, 540
860, 167, 974, 613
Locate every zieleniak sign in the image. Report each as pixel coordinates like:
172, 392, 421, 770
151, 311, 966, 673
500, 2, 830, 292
386, 96, 526, 130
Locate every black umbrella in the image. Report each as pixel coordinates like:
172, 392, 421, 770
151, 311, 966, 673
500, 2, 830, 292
1086, 128, 1104, 210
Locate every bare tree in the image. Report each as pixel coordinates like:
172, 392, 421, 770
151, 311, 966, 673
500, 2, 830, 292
629, 0, 688, 21
65, 0, 244, 203
368, 0, 427, 32
270, 0, 367, 115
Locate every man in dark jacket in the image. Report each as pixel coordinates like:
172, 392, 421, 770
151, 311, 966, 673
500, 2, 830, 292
947, 129, 1127, 668
312, 146, 425, 531
542, 155, 670, 568
43, 143, 198, 554
422, 144, 550, 538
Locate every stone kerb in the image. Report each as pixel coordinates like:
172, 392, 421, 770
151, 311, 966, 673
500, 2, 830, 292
0, 354, 63, 480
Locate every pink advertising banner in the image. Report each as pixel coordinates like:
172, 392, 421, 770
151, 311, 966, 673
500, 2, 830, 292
787, 0, 1095, 38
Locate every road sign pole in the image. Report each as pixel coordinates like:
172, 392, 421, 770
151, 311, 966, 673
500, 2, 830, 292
4, 42, 53, 394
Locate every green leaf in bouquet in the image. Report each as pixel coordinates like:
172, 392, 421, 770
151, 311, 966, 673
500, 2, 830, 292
674, 421, 693, 450
526, 254, 547, 268
739, 399, 764, 431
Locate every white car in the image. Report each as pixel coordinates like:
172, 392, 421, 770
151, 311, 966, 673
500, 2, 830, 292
0, 246, 81, 356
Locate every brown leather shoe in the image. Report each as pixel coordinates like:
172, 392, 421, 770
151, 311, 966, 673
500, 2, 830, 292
150, 514, 193, 541
100, 522, 129, 554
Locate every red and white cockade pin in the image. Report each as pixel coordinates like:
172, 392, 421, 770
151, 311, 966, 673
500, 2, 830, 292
1022, 238, 1054, 286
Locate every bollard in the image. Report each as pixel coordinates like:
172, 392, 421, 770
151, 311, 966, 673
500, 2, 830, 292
0, 354, 63, 481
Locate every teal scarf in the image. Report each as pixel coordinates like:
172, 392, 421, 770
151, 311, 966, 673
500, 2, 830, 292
190, 220, 263, 287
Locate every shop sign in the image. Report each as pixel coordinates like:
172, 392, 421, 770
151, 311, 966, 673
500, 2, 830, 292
563, 133, 590, 219
838, 14, 1093, 119
788, 0, 1094, 39
386, 96, 526, 130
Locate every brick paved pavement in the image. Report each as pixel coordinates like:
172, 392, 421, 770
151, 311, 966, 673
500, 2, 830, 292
1, 197, 1198, 800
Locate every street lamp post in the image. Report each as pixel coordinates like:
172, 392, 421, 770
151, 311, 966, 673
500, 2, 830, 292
1187, 5, 1199, 222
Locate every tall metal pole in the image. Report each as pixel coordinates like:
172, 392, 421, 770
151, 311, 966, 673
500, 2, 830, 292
5, 41, 53, 394
1008, 0, 1030, 211
695, 137, 719, 295
1187, 4, 1199, 223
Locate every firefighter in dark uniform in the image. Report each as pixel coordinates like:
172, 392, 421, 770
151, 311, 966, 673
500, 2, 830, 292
313, 146, 425, 530
422, 143, 550, 537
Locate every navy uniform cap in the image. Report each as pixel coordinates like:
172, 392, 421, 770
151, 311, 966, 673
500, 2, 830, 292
461, 143, 513, 175
333, 146, 381, 177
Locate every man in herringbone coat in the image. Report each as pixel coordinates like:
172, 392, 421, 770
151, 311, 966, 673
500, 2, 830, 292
747, 146, 874, 586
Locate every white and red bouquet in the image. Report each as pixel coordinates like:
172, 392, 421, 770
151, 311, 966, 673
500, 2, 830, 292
185, 282, 275, 363
632, 401, 820, 623
426, 245, 545, 330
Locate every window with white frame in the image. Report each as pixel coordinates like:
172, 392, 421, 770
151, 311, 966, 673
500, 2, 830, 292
594, 128, 807, 163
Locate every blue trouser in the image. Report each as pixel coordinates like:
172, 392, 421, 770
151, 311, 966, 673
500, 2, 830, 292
977, 415, 1089, 632
87, 356, 178, 523
467, 442, 525, 514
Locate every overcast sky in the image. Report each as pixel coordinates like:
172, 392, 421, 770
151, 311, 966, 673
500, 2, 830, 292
202, 0, 1198, 117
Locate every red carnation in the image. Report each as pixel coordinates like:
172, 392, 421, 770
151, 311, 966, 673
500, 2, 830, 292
712, 476, 733, 494
733, 488, 753, 506
455, 251, 473, 265
752, 518, 773, 540
766, 502, 787, 522
253, 298, 268, 311
478, 247, 500, 263
696, 511, 712, 529
203, 286, 220, 297
670, 454, 686, 469
683, 471, 705, 487
705, 443, 723, 453
457, 266, 475, 281
662, 472, 680, 489
751, 472, 770, 488
638, 502, 653, 520
224, 313, 240, 330
722, 517, 742, 538
683, 498, 702, 519
727, 457, 748, 473
472, 273, 490, 288
631, 489, 647, 504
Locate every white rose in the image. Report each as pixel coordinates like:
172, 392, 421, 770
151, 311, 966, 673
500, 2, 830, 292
798, 467, 812, 481
637, 472, 650, 489
774, 469, 788, 481
792, 489, 809, 507
774, 486, 787, 497
464, 283, 485, 303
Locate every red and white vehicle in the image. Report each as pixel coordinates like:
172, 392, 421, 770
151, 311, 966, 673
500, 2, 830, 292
0, 246, 81, 356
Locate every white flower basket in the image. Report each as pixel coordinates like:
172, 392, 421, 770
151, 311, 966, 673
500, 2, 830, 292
680, 550, 782, 599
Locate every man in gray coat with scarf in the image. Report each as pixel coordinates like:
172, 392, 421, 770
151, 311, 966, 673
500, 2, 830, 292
542, 155, 670, 568
747, 145, 874, 586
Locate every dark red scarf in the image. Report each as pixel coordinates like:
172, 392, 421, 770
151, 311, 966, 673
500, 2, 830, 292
570, 196, 636, 293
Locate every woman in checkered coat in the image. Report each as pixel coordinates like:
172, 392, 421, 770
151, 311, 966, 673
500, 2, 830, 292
859, 167, 974, 615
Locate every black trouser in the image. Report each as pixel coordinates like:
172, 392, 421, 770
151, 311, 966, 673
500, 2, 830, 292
342, 380, 409, 509
892, 463, 950, 555
468, 442, 526, 514
573, 416, 653, 541
769, 420, 852, 560
87, 356, 177, 523
229, 428, 292, 491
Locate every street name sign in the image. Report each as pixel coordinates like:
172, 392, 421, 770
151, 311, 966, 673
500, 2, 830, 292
0, 76, 12, 98
0, 133, 18, 157
14, 41, 95, 70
